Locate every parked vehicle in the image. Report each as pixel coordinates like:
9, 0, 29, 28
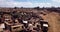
40, 20, 49, 32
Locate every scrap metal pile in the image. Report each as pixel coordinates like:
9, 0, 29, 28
0, 11, 49, 32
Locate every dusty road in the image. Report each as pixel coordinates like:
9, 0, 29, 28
40, 12, 60, 32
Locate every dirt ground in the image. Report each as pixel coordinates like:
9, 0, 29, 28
40, 12, 60, 32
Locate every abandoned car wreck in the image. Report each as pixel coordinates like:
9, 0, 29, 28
0, 11, 49, 32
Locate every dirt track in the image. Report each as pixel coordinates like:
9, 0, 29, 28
41, 12, 60, 32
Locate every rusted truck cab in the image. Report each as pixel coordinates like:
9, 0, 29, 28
40, 20, 49, 32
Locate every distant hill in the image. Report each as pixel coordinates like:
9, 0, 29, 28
0, 7, 60, 13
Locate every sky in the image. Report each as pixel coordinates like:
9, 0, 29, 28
0, 0, 60, 8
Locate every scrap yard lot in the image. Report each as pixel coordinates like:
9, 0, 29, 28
0, 8, 60, 32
